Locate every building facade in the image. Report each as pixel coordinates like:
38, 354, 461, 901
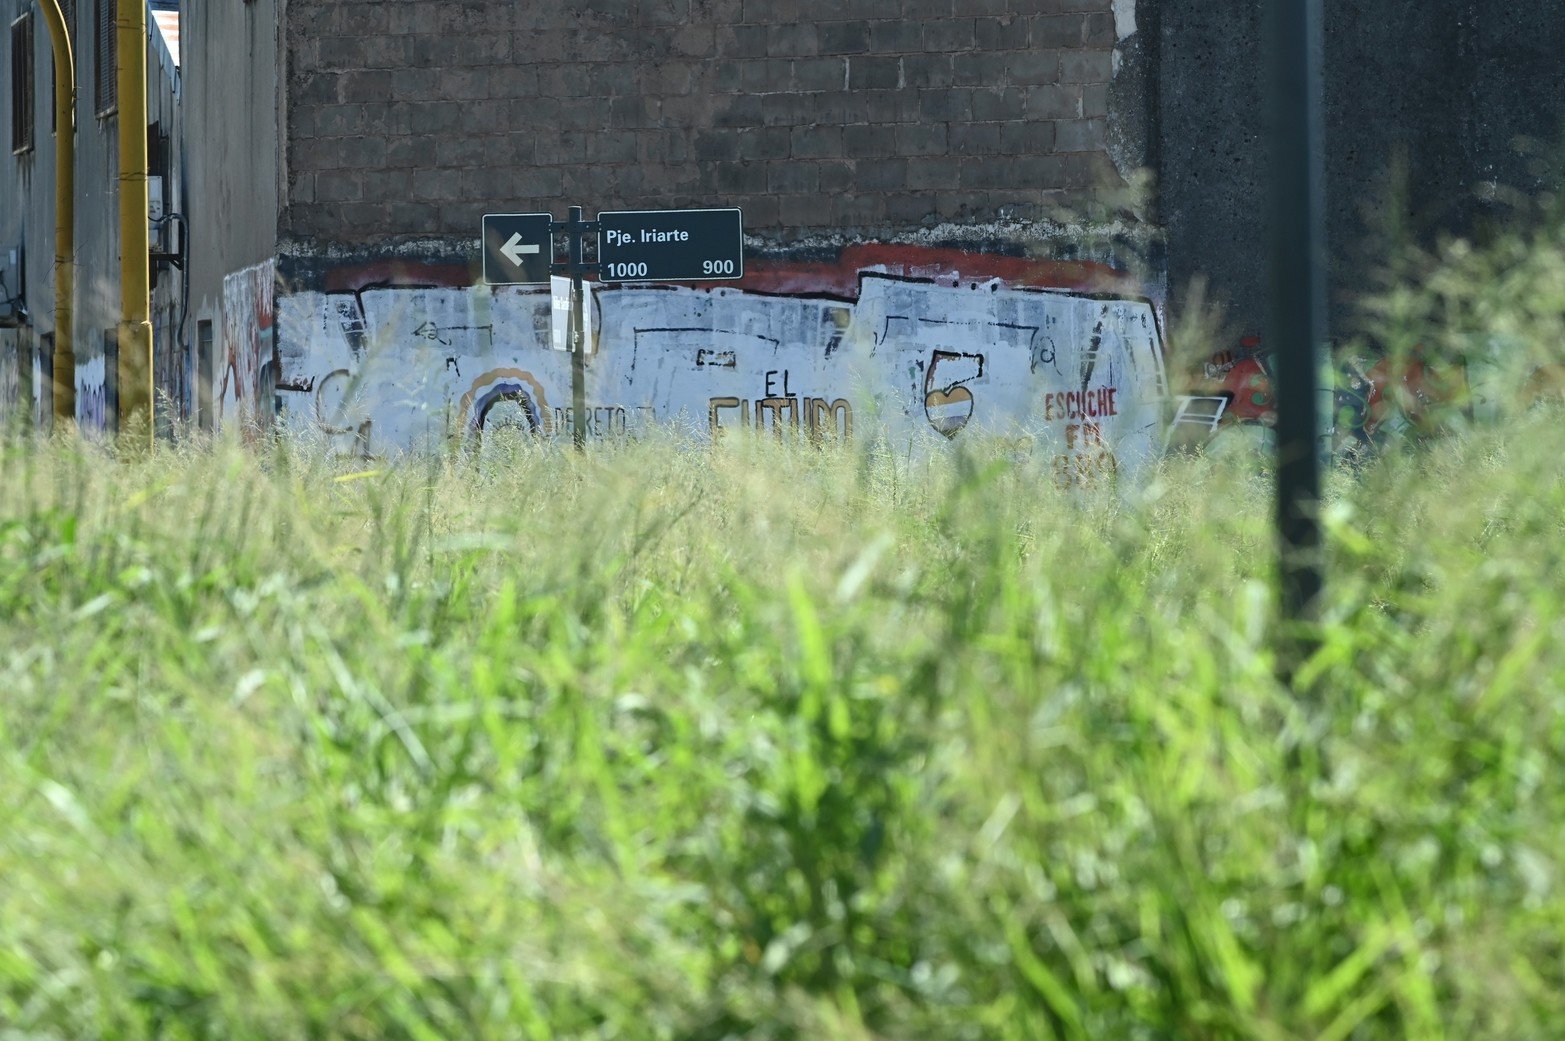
1, 0, 181, 431
5, 0, 1562, 451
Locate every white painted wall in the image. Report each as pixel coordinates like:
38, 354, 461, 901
275, 273, 1167, 485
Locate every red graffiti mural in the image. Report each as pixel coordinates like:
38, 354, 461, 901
1175, 335, 1543, 451
219, 259, 278, 430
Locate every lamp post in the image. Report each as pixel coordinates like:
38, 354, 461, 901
1265, 0, 1328, 668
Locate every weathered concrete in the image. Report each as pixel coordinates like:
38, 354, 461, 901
182, 0, 282, 429
1157, 0, 1565, 340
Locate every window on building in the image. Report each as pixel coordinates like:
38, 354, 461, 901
94, 0, 115, 116
11, 13, 35, 154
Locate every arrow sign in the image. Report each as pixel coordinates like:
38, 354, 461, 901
501, 233, 540, 267
482, 213, 552, 285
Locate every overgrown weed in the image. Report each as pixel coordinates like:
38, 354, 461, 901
6, 176, 1565, 1037
1, 408, 1561, 1040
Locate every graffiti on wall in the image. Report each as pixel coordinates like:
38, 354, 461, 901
1168, 332, 1565, 456
1168, 337, 1389, 454
218, 259, 277, 429
77, 354, 109, 433
460, 367, 553, 437
275, 245, 1168, 484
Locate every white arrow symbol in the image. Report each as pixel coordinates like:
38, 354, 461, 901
501, 232, 540, 267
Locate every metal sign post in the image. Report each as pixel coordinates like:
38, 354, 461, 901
561, 206, 593, 452
1265, 0, 1327, 670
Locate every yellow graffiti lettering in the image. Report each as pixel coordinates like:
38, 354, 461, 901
709, 395, 854, 438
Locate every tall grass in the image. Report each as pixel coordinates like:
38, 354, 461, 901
6, 174, 1565, 1038
1, 408, 1561, 1040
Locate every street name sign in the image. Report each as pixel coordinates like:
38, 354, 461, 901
482, 212, 553, 285
597, 208, 744, 283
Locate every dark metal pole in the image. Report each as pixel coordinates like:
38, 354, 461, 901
567, 205, 588, 452
1266, 0, 1327, 660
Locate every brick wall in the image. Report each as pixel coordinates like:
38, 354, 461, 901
283, 0, 1128, 245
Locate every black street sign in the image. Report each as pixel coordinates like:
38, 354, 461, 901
482, 212, 553, 285
597, 208, 744, 283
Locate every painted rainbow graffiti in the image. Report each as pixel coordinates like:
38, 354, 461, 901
458, 367, 553, 436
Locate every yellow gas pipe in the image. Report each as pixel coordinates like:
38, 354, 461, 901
116, 0, 152, 447
38, 0, 73, 428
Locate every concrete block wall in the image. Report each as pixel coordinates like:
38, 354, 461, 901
282, 0, 1136, 245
